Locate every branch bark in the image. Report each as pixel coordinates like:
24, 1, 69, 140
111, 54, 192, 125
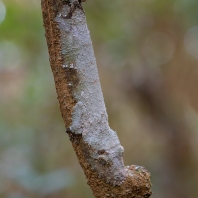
41, 0, 152, 197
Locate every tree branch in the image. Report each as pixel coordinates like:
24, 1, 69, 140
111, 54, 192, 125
41, 0, 152, 197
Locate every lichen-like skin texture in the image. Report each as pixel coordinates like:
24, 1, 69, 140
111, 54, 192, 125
41, 0, 152, 197
55, 3, 126, 185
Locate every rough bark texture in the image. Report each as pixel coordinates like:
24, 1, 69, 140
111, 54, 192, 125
41, 0, 152, 197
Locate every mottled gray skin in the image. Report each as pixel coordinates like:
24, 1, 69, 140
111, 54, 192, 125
55, 3, 126, 185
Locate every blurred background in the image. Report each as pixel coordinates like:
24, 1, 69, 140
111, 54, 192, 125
1, 0, 198, 197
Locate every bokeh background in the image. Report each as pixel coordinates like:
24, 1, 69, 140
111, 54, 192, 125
1, 0, 198, 197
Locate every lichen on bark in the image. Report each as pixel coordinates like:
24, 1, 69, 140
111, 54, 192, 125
41, 0, 152, 197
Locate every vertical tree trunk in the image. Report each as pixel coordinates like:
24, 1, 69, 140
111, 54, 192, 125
41, 0, 152, 197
